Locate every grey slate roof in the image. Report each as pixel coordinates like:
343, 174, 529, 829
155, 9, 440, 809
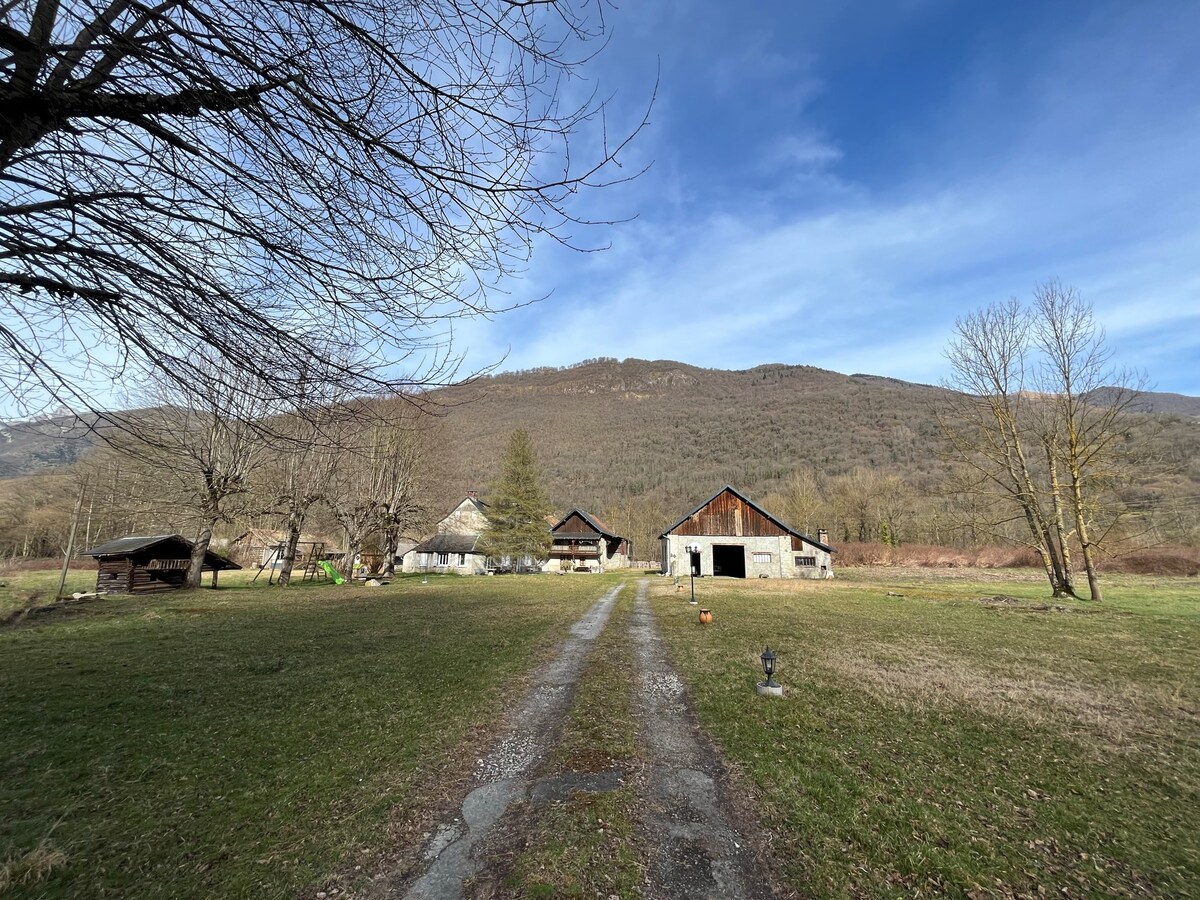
411, 533, 483, 555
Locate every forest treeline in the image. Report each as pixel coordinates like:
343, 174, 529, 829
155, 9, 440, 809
1, 358, 1198, 567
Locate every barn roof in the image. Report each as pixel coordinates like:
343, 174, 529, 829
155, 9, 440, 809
659, 485, 835, 553
551, 509, 622, 541
411, 533, 482, 554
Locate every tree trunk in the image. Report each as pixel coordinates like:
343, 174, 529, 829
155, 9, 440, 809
1045, 444, 1076, 594
277, 512, 305, 586
341, 523, 363, 580
381, 524, 401, 576
188, 516, 216, 588
1069, 463, 1103, 601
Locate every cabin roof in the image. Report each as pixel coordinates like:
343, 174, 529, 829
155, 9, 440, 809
84, 534, 242, 569
85, 534, 186, 556
659, 485, 835, 552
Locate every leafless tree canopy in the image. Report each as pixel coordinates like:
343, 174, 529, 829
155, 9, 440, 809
0, 0, 644, 415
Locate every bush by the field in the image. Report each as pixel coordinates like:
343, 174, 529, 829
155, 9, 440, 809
835, 542, 1199, 575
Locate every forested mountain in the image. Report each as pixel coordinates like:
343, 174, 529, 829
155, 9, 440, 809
3, 357, 1198, 560
423, 360, 951, 508
416, 359, 1200, 555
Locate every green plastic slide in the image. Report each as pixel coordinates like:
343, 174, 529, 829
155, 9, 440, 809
318, 560, 346, 584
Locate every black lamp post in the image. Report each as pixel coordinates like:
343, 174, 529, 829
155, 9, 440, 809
686, 541, 701, 604
760, 646, 778, 688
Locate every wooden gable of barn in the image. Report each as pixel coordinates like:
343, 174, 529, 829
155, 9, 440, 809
668, 487, 789, 538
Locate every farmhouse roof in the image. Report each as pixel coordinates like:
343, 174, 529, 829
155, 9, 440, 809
659, 485, 836, 553
411, 533, 482, 555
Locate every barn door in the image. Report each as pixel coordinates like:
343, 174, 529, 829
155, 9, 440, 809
712, 544, 746, 578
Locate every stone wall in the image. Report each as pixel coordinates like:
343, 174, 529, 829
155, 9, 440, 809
662, 534, 833, 580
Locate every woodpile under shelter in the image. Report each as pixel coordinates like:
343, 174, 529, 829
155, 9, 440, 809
660, 485, 834, 580
85, 534, 242, 594
544, 509, 630, 572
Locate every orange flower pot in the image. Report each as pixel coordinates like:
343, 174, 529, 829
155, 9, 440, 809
698, 608, 713, 624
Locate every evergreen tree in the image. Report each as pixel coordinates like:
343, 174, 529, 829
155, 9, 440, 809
483, 430, 552, 570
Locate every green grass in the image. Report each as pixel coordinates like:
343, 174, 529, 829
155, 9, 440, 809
651, 571, 1200, 898
0, 569, 618, 899
0, 564, 96, 617
500, 588, 645, 899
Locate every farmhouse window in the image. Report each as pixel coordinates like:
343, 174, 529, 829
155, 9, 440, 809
437, 552, 450, 566
458, 553, 467, 566
752, 552, 772, 563
795, 555, 816, 567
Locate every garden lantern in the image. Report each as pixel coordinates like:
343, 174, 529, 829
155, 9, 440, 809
757, 646, 782, 697
685, 541, 701, 604
760, 646, 777, 685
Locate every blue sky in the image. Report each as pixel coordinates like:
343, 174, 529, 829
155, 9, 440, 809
452, 1, 1200, 395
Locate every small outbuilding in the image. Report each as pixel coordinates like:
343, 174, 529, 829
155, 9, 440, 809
660, 485, 834, 580
544, 509, 630, 572
85, 534, 242, 594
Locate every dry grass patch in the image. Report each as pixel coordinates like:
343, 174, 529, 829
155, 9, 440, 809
815, 644, 1189, 750
650, 570, 1200, 897
0, 840, 68, 892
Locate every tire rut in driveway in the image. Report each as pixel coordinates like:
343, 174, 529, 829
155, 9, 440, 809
629, 578, 775, 900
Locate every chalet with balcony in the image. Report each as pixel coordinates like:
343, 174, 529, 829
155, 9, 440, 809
544, 509, 630, 572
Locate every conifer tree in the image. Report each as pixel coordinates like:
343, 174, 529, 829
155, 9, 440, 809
483, 430, 552, 570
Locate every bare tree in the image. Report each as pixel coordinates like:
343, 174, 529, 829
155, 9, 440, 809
772, 470, 826, 537
118, 359, 268, 587
940, 285, 1150, 599
255, 414, 338, 586
373, 424, 428, 577
1031, 281, 1147, 601
940, 299, 1076, 597
1, 1, 647, 417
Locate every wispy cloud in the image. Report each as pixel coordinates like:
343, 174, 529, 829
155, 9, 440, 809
460, 1, 1200, 395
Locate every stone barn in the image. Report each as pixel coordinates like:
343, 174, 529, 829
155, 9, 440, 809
660, 485, 834, 580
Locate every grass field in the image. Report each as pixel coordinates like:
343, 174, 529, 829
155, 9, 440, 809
0, 569, 618, 898
4, 566, 1197, 898
652, 569, 1200, 898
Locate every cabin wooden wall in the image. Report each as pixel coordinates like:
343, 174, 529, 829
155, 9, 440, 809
94, 555, 190, 594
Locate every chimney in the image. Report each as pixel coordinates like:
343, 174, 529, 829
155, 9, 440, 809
467, 490, 478, 501
817, 528, 828, 545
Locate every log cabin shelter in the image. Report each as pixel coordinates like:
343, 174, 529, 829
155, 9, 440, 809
660, 485, 835, 580
545, 509, 630, 572
85, 534, 242, 594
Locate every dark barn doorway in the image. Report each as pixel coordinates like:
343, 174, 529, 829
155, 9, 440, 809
712, 544, 746, 578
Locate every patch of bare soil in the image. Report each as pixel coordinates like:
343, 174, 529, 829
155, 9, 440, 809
0, 594, 104, 628
816, 646, 1188, 750
978, 595, 1086, 613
